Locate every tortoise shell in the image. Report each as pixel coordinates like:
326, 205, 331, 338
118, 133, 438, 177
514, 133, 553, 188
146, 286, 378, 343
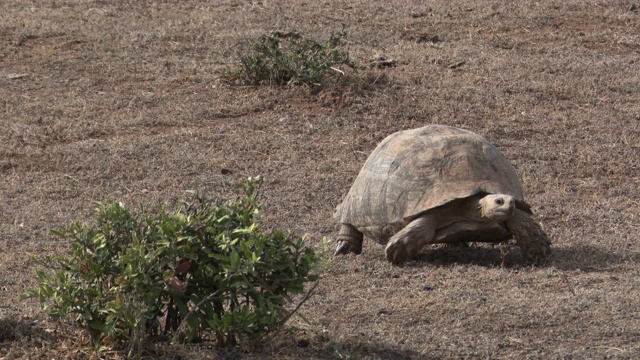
334, 125, 530, 243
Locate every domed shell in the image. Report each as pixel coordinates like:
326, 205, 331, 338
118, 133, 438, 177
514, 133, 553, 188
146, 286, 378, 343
334, 125, 527, 236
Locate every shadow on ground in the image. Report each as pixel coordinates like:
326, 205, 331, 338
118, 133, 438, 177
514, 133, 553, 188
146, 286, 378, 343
274, 339, 425, 360
0, 316, 57, 358
406, 243, 639, 272
0, 317, 41, 341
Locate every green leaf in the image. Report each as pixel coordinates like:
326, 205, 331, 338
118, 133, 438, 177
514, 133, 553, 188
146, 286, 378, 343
50, 229, 66, 237
186, 314, 200, 330
230, 251, 240, 269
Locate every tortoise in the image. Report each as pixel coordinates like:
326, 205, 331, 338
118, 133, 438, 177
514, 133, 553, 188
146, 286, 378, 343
334, 124, 551, 264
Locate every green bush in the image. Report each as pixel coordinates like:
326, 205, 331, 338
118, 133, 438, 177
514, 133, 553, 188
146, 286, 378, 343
222, 31, 358, 86
24, 177, 321, 352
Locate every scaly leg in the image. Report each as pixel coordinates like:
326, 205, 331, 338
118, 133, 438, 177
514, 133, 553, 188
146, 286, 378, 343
385, 215, 437, 264
505, 209, 551, 265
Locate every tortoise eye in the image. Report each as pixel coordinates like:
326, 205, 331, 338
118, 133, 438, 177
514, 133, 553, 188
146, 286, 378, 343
495, 198, 504, 205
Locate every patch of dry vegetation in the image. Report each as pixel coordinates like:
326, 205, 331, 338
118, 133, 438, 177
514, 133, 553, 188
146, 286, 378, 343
1, 0, 639, 359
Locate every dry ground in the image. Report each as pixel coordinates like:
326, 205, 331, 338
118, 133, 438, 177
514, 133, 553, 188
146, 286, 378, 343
1, 0, 640, 359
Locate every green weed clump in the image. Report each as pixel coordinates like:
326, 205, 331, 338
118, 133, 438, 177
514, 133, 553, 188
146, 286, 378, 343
222, 31, 358, 86
24, 177, 321, 354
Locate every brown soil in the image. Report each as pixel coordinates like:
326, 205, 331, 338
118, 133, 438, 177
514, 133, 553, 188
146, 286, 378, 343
1, 0, 639, 359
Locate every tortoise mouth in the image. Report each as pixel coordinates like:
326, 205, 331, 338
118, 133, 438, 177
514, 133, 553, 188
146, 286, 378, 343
496, 208, 515, 214
491, 208, 515, 220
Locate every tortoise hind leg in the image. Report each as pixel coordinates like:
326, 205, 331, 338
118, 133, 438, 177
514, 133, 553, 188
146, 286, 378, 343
385, 215, 437, 264
335, 224, 364, 256
505, 209, 551, 265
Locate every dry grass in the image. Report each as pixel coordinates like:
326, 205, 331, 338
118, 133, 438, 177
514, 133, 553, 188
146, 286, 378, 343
1, 0, 639, 358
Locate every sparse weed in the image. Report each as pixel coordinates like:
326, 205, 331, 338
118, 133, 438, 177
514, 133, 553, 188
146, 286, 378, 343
222, 31, 358, 86
100, 34, 116, 53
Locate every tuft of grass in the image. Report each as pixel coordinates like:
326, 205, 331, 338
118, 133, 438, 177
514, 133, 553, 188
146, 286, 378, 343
222, 31, 358, 86
332, 343, 381, 360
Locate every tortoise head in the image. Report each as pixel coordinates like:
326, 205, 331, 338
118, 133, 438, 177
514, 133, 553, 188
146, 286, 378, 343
479, 194, 516, 221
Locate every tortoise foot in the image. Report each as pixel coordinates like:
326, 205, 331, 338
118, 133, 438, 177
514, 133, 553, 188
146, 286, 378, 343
507, 209, 552, 265
334, 240, 362, 256
385, 239, 413, 264
334, 224, 363, 256
520, 239, 551, 265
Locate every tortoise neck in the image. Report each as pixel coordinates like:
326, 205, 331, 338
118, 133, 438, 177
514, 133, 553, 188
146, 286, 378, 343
458, 194, 485, 219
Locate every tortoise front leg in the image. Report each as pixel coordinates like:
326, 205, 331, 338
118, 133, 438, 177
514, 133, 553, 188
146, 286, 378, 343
505, 209, 551, 265
334, 223, 364, 255
385, 214, 437, 264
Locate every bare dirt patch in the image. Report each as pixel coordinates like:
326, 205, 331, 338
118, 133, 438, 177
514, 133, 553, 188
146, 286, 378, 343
1, 1, 639, 359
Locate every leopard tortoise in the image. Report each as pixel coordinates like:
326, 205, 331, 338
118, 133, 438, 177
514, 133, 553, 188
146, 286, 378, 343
334, 124, 551, 264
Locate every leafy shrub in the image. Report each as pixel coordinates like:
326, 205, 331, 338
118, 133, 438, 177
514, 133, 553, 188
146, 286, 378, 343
24, 177, 321, 352
222, 31, 358, 86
